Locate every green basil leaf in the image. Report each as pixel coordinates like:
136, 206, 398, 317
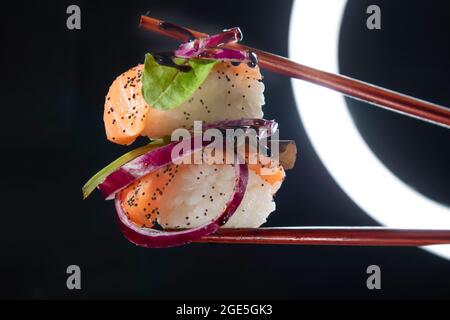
141, 53, 218, 110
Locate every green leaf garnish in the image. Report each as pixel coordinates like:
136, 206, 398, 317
141, 53, 218, 110
82, 138, 170, 199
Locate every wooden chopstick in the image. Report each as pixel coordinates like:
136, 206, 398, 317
193, 227, 450, 246
140, 15, 450, 129
139, 16, 450, 247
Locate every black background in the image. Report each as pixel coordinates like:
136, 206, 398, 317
1, 0, 449, 299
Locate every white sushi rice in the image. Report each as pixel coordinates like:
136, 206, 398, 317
157, 164, 276, 229
144, 63, 265, 138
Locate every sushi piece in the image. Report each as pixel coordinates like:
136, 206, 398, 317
104, 61, 264, 144
100, 136, 295, 248
118, 157, 285, 230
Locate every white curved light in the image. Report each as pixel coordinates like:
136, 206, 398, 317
289, 0, 450, 259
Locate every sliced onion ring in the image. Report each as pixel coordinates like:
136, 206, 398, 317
82, 139, 169, 199
174, 27, 255, 64
197, 48, 250, 62
177, 47, 252, 64
175, 27, 242, 58
99, 136, 206, 200
114, 163, 249, 248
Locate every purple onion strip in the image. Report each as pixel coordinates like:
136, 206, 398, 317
175, 27, 242, 57
114, 163, 249, 248
99, 137, 205, 200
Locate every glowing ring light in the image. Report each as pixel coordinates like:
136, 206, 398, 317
289, 0, 450, 259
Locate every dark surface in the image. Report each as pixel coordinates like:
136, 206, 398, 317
341, 0, 450, 206
1, 0, 449, 299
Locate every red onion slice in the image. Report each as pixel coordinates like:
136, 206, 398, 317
177, 47, 252, 64
175, 27, 242, 57
114, 163, 249, 248
174, 27, 254, 64
197, 48, 250, 62
99, 137, 205, 200
203, 27, 243, 47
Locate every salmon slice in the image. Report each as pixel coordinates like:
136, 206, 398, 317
104, 65, 149, 145
118, 164, 181, 228
248, 159, 285, 187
